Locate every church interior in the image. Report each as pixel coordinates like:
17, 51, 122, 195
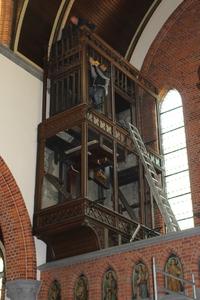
0, 0, 200, 299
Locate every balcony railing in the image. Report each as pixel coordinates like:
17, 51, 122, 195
46, 25, 159, 118
34, 197, 159, 242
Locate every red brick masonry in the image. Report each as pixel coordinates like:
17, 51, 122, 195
38, 228, 200, 299
0, 157, 36, 280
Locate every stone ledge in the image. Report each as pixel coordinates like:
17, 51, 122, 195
0, 43, 43, 80
6, 279, 41, 300
38, 226, 200, 271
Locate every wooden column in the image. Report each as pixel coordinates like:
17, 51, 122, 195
135, 85, 145, 224
81, 121, 88, 198
42, 62, 48, 121
110, 64, 118, 211
113, 141, 118, 212
80, 38, 88, 105
34, 136, 45, 212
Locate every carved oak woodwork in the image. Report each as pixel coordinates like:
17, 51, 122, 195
34, 24, 161, 260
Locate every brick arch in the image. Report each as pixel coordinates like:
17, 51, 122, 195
141, 0, 196, 77
141, 0, 200, 226
0, 156, 36, 280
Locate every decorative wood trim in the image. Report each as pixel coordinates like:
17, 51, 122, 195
38, 104, 87, 140
79, 27, 159, 98
34, 198, 159, 240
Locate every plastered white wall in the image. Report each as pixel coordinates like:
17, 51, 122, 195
130, 0, 184, 70
0, 53, 46, 268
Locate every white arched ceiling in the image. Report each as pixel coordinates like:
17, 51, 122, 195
130, 0, 183, 70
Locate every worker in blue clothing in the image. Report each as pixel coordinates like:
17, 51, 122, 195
89, 57, 110, 109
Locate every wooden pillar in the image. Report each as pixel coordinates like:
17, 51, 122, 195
113, 141, 118, 212
81, 121, 88, 198
80, 38, 88, 104
34, 134, 45, 212
135, 85, 145, 224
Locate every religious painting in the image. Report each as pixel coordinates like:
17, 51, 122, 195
165, 254, 184, 293
102, 268, 118, 300
48, 279, 61, 300
132, 262, 149, 299
74, 274, 88, 300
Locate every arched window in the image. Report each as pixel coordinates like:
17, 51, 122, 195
160, 89, 194, 229
0, 243, 5, 300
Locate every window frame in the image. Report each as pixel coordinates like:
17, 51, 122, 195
159, 89, 193, 230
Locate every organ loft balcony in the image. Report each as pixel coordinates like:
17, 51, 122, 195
33, 25, 163, 261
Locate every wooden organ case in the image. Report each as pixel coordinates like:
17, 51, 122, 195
33, 25, 163, 261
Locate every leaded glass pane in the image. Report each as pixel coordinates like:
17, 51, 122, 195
166, 171, 190, 198
160, 107, 184, 133
168, 194, 193, 220
160, 90, 193, 229
160, 90, 182, 113
178, 218, 194, 230
162, 127, 186, 154
164, 148, 188, 176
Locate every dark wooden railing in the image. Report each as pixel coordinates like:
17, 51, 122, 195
47, 25, 159, 117
34, 198, 159, 240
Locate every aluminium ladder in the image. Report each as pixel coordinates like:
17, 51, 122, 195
128, 123, 180, 232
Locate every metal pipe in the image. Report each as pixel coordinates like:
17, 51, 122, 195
152, 257, 158, 300
192, 273, 197, 300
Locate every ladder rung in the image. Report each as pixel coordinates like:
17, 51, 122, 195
159, 194, 166, 199
136, 142, 145, 149
163, 204, 172, 210
144, 158, 152, 165
131, 131, 140, 137
170, 222, 179, 227
136, 142, 145, 148
142, 153, 150, 159
149, 169, 157, 176
134, 137, 143, 143
152, 178, 158, 183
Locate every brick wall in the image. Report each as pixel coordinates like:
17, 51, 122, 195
38, 229, 200, 299
0, 0, 13, 46
141, 0, 200, 226
0, 157, 36, 280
